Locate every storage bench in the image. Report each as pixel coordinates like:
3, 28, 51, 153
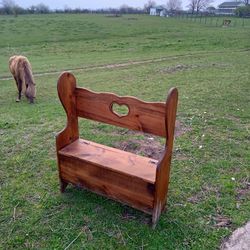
56, 72, 178, 227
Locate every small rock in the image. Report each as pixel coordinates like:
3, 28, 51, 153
221, 221, 250, 250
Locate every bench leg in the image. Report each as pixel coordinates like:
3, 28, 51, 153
152, 201, 162, 229
60, 179, 68, 193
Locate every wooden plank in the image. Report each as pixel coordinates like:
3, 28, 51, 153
56, 72, 79, 151
56, 72, 79, 191
152, 87, 178, 226
59, 139, 157, 184
75, 88, 166, 137
59, 155, 155, 213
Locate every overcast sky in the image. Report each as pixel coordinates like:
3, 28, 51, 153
12, 0, 224, 10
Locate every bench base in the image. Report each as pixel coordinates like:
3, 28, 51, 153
58, 139, 158, 214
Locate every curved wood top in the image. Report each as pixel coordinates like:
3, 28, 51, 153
75, 87, 167, 137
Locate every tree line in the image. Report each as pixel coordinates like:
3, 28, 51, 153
0, 0, 213, 15
0, 0, 147, 15
0, 0, 249, 16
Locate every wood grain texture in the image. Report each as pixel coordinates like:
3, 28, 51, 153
56, 72, 79, 190
59, 139, 157, 183
76, 88, 166, 137
56, 72, 79, 150
152, 88, 178, 226
58, 155, 155, 214
56, 72, 178, 228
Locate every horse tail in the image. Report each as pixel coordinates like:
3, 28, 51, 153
9, 56, 16, 75
23, 60, 36, 100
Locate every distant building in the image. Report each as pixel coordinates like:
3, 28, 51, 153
216, 1, 245, 15
150, 6, 168, 17
206, 6, 216, 14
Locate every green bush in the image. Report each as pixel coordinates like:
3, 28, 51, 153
235, 5, 250, 17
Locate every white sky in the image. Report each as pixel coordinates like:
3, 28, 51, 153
11, 0, 224, 10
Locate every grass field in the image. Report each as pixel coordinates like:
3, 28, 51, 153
0, 14, 249, 249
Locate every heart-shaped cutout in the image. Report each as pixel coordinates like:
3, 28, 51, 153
111, 102, 129, 118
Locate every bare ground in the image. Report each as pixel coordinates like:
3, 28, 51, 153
0, 49, 247, 81
114, 120, 191, 160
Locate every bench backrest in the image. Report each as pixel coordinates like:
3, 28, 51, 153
57, 72, 178, 148
76, 87, 166, 137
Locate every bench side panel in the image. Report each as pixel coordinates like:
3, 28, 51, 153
152, 87, 178, 226
56, 72, 79, 151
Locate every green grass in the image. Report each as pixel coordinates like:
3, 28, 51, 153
0, 14, 249, 249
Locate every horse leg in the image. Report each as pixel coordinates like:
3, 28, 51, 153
14, 76, 19, 89
16, 78, 22, 102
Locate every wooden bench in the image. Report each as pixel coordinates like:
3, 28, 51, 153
56, 72, 178, 227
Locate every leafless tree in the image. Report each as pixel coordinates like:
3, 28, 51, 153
197, 0, 213, 13
243, 0, 249, 5
1, 0, 15, 10
187, 0, 197, 14
35, 3, 50, 13
187, 0, 213, 13
0, 0, 19, 15
144, 0, 156, 13
166, 0, 182, 11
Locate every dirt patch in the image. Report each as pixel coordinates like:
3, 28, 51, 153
120, 208, 137, 221
114, 135, 164, 160
187, 192, 204, 204
187, 185, 220, 204
159, 63, 230, 74
25, 193, 42, 205
113, 120, 191, 160
214, 215, 232, 228
120, 207, 151, 225
0, 50, 237, 81
160, 64, 192, 74
175, 120, 192, 137
236, 179, 250, 201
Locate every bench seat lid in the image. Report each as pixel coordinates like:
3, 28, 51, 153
59, 138, 157, 184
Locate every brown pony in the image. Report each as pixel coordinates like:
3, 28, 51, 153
9, 55, 36, 103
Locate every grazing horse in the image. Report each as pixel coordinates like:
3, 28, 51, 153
9, 55, 36, 103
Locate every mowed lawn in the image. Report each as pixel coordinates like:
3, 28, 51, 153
0, 14, 249, 249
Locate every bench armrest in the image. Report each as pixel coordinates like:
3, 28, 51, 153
153, 87, 178, 225
56, 72, 79, 151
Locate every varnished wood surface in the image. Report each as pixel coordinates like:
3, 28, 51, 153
59, 139, 157, 184
56, 72, 79, 151
56, 72, 179, 227
152, 87, 178, 226
59, 155, 155, 213
76, 88, 166, 137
